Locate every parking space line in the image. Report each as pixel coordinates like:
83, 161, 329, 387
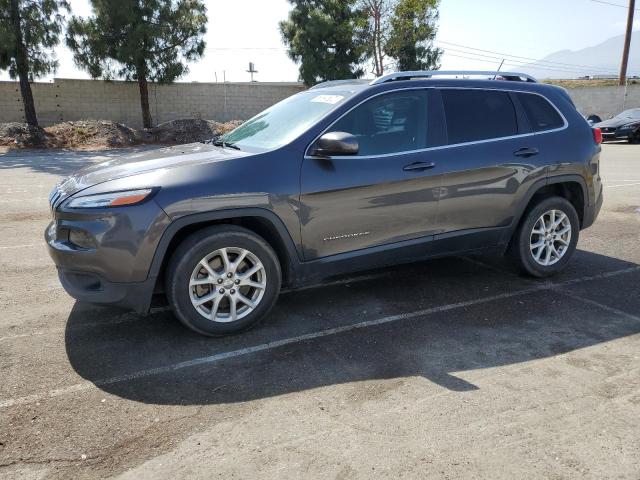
559, 290, 640, 324
606, 182, 640, 188
1, 264, 639, 410
0, 305, 172, 342
0, 274, 391, 342
0, 243, 38, 250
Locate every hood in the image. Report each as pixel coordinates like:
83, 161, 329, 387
55, 143, 249, 199
595, 117, 640, 128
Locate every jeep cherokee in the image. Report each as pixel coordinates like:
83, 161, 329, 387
45, 70, 603, 336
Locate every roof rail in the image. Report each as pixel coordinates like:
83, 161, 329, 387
309, 79, 370, 90
370, 70, 538, 85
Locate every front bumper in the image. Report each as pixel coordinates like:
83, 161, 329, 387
55, 268, 157, 312
601, 132, 627, 140
601, 128, 637, 140
45, 200, 171, 312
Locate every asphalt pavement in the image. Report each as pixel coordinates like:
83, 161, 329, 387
0, 143, 639, 479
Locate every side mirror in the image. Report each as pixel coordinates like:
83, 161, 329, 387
311, 131, 358, 157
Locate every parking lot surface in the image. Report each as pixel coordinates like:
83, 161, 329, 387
1, 144, 639, 479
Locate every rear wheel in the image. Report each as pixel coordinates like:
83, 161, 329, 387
166, 226, 281, 336
510, 197, 580, 277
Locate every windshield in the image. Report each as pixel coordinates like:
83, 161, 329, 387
617, 109, 640, 120
220, 90, 354, 150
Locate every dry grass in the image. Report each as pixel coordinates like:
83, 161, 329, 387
542, 78, 640, 88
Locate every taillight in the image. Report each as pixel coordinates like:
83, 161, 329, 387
593, 128, 603, 144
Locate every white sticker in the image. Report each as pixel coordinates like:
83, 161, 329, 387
311, 95, 344, 105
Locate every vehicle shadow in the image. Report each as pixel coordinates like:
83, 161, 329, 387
64, 250, 640, 405
0, 146, 161, 176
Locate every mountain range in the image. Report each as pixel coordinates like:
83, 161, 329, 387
523, 31, 639, 79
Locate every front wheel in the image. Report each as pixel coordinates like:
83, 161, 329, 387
510, 197, 580, 277
166, 225, 282, 336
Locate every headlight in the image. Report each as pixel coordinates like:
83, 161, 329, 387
66, 188, 154, 208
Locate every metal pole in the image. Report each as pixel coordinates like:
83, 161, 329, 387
223, 70, 227, 121
619, 0, 635, 86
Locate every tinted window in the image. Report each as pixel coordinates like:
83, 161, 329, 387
441, 89, 517, 144
517, 93, 564, 132
330, 90, 428, 156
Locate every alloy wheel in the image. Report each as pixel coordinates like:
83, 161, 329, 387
529, 209, 572, 266
189, 247, 267, 322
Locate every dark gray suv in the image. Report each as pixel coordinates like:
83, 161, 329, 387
46, 71, 603, 336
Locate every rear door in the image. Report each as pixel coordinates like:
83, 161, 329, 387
299, 88, 443, 259
432, 88, 548, 241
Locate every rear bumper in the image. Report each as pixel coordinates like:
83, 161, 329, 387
56, 268, 156, 312
582, 182, 603, 229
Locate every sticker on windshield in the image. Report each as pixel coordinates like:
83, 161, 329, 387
311, 95, 344, 104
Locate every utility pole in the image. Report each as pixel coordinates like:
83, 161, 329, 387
619, 0, 635, 86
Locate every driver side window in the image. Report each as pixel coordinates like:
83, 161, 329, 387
331, 90, 428, 156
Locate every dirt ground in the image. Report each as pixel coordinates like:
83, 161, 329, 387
0, 119, 240, 150
0, 144, 639, 479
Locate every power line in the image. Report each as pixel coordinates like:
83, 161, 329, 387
439, 45, 621, 74
436, 40, 622, 72
585, 0, 640, 11
441, 51, 637, 77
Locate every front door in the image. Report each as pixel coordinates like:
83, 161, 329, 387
299, 89, 442, 260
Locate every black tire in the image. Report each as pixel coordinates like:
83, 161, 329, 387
510, 196, 580, 278
165, 225, 282, 336
628, 131, 640, 144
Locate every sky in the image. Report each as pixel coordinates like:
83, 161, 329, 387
2, 0, 639, 83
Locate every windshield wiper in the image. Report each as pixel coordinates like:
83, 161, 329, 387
212, 139, 241, 150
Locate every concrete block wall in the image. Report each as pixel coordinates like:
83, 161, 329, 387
1, 78, 639, 127
0, 78, 305, 128
567, 85, 640, 119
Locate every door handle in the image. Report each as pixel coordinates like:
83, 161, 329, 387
513, 147, 539, 158
403, 161, 436, 172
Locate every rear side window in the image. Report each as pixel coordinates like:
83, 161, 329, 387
517, 93, 565, 132
441, 89, 517, 144
330, 90, 428, 156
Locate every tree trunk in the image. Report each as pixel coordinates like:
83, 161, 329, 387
9, 0, 38, 126
137, 73, 153, 129
375, 11, 384, 76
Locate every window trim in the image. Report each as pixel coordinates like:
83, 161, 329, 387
515, 91, 567, 133
304, 86, 568, 160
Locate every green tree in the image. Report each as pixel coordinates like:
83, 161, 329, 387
66, 0, 207, 128
280, 0, 367, 86
385, 0, 442, 71
0, 0, 69, 126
